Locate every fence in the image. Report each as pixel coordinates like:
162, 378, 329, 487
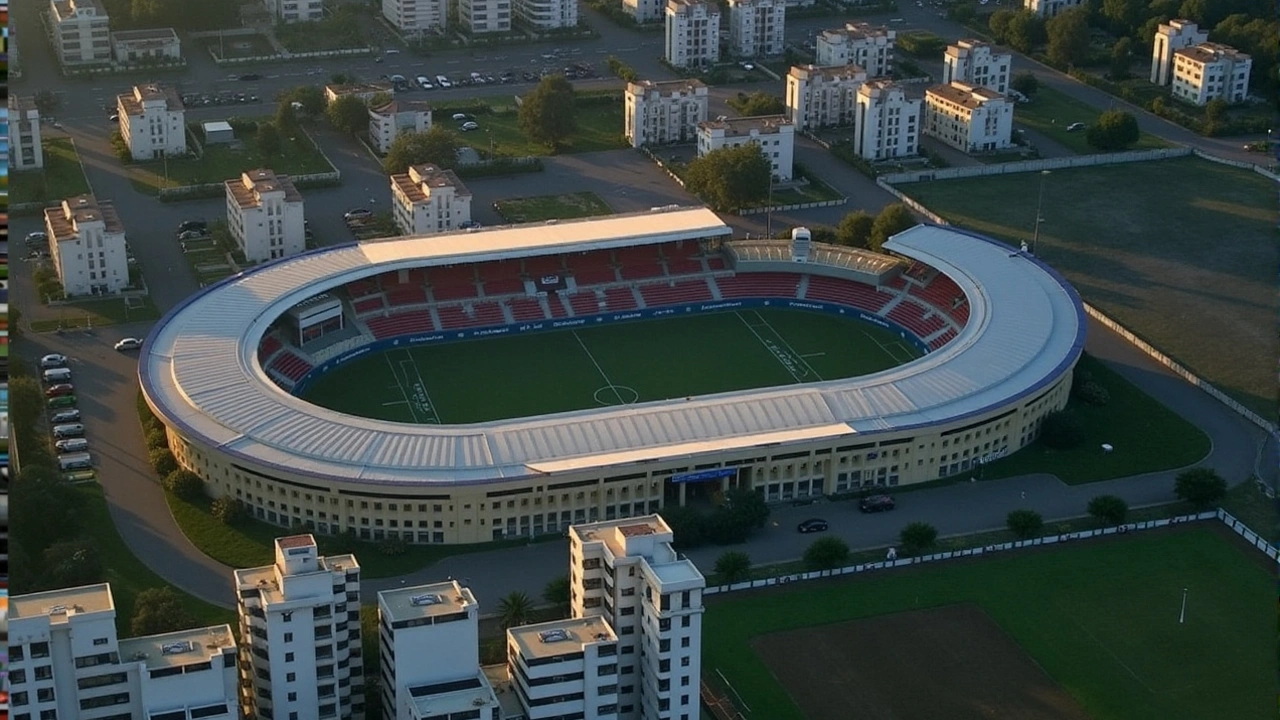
1190, 148, 1280, 181
639, 147, 688, 188
876, 178, 947, 224
736, 197, 846, 215
879, 147, 1192, 184
158, 170, 341, 200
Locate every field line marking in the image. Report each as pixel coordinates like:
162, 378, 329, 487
384, 353, 422, 423
800, 352, 826, 359
572, 330, 625, 405
733, 312, 811, 384
752, 312, 825, 382
1062, 611, 1158, 696
400, 351, 442, 424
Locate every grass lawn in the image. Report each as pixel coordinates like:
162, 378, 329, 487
470, 103, 627, 156
976, 149, 1034, 164
899, 156, 1277, 417
769, 178, 843, 205
129, 125, 334, 192
201, 33, 276, 60
1218, 479, 1279, 543
1015, 85, 1169, 154
704, 526, 1273, 720
494, 191, 613, 222
980, 354, 1211, 484
30, 296, 161, 333
10, 138, 91, 207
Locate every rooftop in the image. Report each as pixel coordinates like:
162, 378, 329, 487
371, 99, 434, 116
823, 22, 891, 40
730, 238, 901, 276
698, 114, 793, 136
118, 625, 235, 671
392, 164, 472, 203
926, 81, 1005, 109
574, 515, 673, 558
947, 38, 995, 55
509, 616, 616, 661
628, 78, 708, 95
44, 195, 125, 241
790, 63, 867, 80
326, 82, 394, 97
52, 0, 107, 21
12, 583, 114, 620
645, 557, 705, 586
118, 84, 184, 116
112, 28, 179, 43
408, 672, 498, 717
668, 0, 718, 11
277, 534, 315, 550
1175, 42, 1250, 64
379, 581, 475, 624
9, 96, 38, 114
227, 169, 304, 208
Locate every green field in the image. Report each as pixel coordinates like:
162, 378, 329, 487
495, 192, 613, 223
705, 526, 1273, 720
301, 308, 920, 423
900, 156, 1277, 417
1014, 85, 1170, 154
10, 138, 92, 207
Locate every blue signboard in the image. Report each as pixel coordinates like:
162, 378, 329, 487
671, 467, 738, 483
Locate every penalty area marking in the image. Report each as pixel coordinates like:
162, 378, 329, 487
594, 385, 640, 406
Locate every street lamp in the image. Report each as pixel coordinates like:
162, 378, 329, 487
1031, 170, 1050, 254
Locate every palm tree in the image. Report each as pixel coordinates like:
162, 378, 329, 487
499, 591, 534, 630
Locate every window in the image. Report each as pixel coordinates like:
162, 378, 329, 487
285, 652, 295, 662
284, 632, 293, 643
287, 672, 297, 682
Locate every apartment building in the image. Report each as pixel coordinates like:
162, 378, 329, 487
568, 516, 706, 720
507, 617, 620, 720
624, 0, 665, 25
697, 115, 795, 181
1022, 0, 1082, 18
853, 79, 920, 160
43, 194, 129, 296
664, 0, 721, 69
263, 0, 324, 22
517, 0, 578, 30
110, 28, 180, 63
234, 535, 366, 720
624, 79, 709, 147
226, 169, 307, 263
9, 96, 43, 170
815, 22, 894, 77
1150, 19, 1207, 85
377, 582, 502, 720
391, 163, 474, 235
382, 0, 448, 34
942, 39, 1011, 95
460, 0, 512, 34
117, 83, 186, 161
924, 81, 1014, 153
727, 0, 785, 58
324, 81, 396, 105
9, 584, 238, 720
369, 99, 434, 154
1170, 42, 1252, 105
785, 63, 867, 131
49, 0, 111, 65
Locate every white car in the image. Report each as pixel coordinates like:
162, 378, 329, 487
41, 353, 68, 368
452, 112, 470, 121
436, 75, 452, 88
460, 121, 479, 131
417, 75, 433, 89
115, 338, 143, 351
26, 231, 48, 244
1066, 122, 1086, 132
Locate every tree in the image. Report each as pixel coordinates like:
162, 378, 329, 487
543, 575, 571, 613
12, 473, 84, 553
257, 122, 282, 158
870, 204, 917, 251
660, 505, 707, 549
1087, 494, 1128, 525
1085, 110, 1140, 151
283, 85, 325, 117
34, 89, 61, 117
1046, 8, 1091, 67
274, 100, 300, 134
163, 469, 204, 501
383, 126, 463, 174
519, 75, 578, 151
1203, 97, 1228, 123
1011, 71, 1040, 98
132, 587, 198, 636
330, 72, 358, 85
721, 488, 770, 531
41, 539, 104, 590
900, 521, 938, 554
211, 496, 247, 525
1006, 10, 1047, 53
369, 92, 394, 110
1040, 410, 1085, 449
803, 536, 851, 570
1006, 509, 1044, 539
150, 447, 178, 477
326, 95, 369, 136
988, 8, 1017, 40
713, 551, 753, 583
1109, 36, 1134, 79
1174, 467, 1228, 509
498, 591, 534, 630
684, 144, 772, 212
1101, 0, 1143, 32
733, 91, 786, 116
836, 210, 875, 248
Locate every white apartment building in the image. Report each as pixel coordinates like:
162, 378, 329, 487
382, 0, 448, 34
263, 0, 324, 22
369, 99, 434, 154
924, 81, 1014, 153
727, 0, 785, 59
9, 584, 238, 720
49, 0, 111, 65
1022, 0, 1081, 18
697, 115, 795, 181
235, 535, 366, 720
517, 0, 578, 30
624, 79, 709, 147
324, 81, 396, 105
226, 169, 307, 263
624, 0, 665, 25
786, 63, 867, 131
377, 582, 502, 720
507, 617, 620, 720
43, 194, 129, 296
568, 516, 705, 720
1171, 42, 1252, 105
9, 96, 44, 170
942, 39, 1011, 95
111, 28, 180, 63
117, 83, 186, 161
1150, 19, 1208, 85
815, 22, 894, 77
391, 163, 474, 235
665, 0, 721, 69
854, 79, 920, 160
460, 0, 512, 34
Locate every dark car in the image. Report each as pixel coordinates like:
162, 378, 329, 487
797, 518, 829, 533
178, 219, 208, 233
239, 73, 262, 81
859, 494, 896, 513
45, 383, 76, 398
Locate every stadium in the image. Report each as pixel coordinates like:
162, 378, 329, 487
140, 206, 1086, 545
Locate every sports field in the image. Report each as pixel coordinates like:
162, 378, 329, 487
300, 308, 919, 424
703, 526, 1272, 720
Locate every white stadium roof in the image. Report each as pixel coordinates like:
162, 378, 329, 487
140, 211, 1085, 487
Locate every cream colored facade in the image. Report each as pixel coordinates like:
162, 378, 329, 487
111, 28, 180, 63
664, 0, 721, 69
727, 0, 785, 59
9, 96, 44, 170
264, 0, 324, 22
1150, 19, 1207, 85
1022, 0, 1081, 17
942, 39, 1011, 95
226, 169, 307, 263
369, 99, 434, 154
324, 82, 396, 105
815, 22, 894, 77
924, 81, 1014, 153
624, 79, 709, 147
460, 0, 512, 33
517, 0, 578, 29
117, 83, 186, 161
382, 0, 448, 34
697, 114, 795, 181
391, 163, 473, 235
854, 79, 920, 160
1171, 43, 1252, 106
43, 194, 130, 296
625, 0, 665, 24
786, 63, 866, 131
50, 0, 111, 65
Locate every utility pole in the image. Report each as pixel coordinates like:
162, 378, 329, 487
1031, 170, 1049, 254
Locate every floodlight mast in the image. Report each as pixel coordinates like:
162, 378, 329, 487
1031, 170, 1050, 254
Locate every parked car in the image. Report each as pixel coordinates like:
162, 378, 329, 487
52, 423, 86, 440
26, 231, 48, 245
178, 220, 207, 233
460, 121, 479, 131
41, 353, 68, 368
452, 113, 470, 121
859, 494, 896, 513
55, 438, 90, 453
51, 409, 82, 424
48, 395, 78, 409
108, 113, 119, 122
115, 338, 143, 351
177, 230, 206, 241
239, 73, 262, 81
1066, 122, 1086, 132
797, 518, 829, 533
344, 208, 373, 220
46, 383, 76, 398
417, 75, 433, 89
436, 75, 452, 87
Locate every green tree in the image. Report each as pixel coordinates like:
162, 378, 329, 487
164, 469, 204, 501
1085, 110, 1140, 151
274, 100, 300, 133
150, 448, 178, 477
836, 210, 875, 248
1006, 10, 1047, 53
326, 95, 369, 136
132, 587, 198, 637
988, 8, 1017, 42
383, 126, 463, 174
498, 591, 534, 630
900, 521, 938, 554
518, 75, 578, 151
1109, 36, 1134, 79
803, 536, 851, 570
684, 144, 772, 212
131, 0, 181, 27
1006, 509, 1044, 539
34, 90, 60, 118
1011, 71, 1040, 97
1040, 410, 1085, 449
368, 92, 394, 109
713, 551, 753, 583
722, 488, 770, 531
41, 539, 104, 590
1087, 494, 1128, 525
543, 575, 571, 613
732, 91, 786, 116
1203, 97, 1228, 123
1046, 8, 1091, 67
330, 72, 358, 85
660, 505, 707, 549
257, 122, 282, 158
606, 55, 639, 82
869, 204, 917, 251
211, 496, 247, 525
284, 85, 325, 117
11, 471, 84, 553
1174, 467, 1228, 509
1102, 0, 1143, 31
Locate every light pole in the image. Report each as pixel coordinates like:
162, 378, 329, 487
1031, 170, 1049, 254
765, 173, 775, 239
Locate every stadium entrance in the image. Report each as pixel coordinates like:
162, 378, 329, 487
665, 467, 742, 507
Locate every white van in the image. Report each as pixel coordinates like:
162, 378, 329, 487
58, 452, 93, 471
43, 368, 73, 384
53, 423, 86, 439
56, 438, 90, 453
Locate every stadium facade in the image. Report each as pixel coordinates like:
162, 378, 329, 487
140, 207, 1086, 545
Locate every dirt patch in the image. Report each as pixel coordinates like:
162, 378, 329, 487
750, 603, 1091, 720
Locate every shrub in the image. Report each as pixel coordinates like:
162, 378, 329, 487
150, 448, 178, 477
900, 521, 939, 554
1075, 380, 1110, 406
803, 536, 851, 570
1040, 410, 1084, 450
1087, 494, 1128, 525
1174, 467, 1228, 510
163, 469, 203, 501
211, 496, 247, 525
378, 537, 408, 556
1006, 509, 1044, 539
145, 427, 168, 451
713, 551, 752, 583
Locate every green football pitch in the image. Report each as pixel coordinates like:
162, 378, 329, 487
300, 308, 921, 424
